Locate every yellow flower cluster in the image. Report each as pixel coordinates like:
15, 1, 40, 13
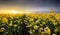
0, 27, 5, 32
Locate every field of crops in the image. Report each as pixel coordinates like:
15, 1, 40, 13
0, 13, 60, 35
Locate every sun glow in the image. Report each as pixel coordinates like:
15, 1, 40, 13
0, 10, 32, 14
10, 10, 18, 14
9, 10, 32, 14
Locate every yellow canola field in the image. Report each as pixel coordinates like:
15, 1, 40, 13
0, 13, 60, 35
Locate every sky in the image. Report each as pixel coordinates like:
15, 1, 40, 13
0, 0, 60, 13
